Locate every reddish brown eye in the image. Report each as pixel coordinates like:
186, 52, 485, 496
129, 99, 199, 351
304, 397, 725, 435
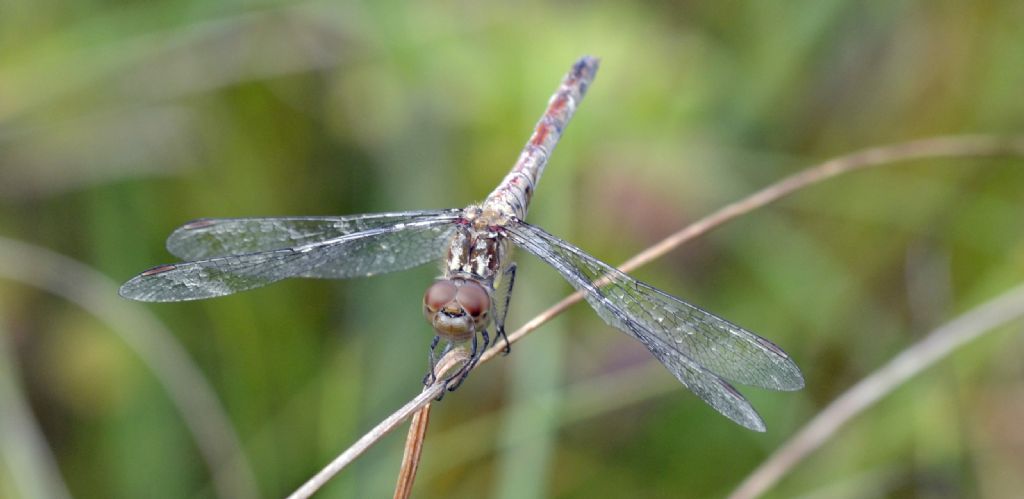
456, 281, 490, 318
424, 280, 457, 312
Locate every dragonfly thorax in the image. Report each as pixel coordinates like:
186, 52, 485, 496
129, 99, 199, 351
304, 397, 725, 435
423, 279, 490, 341
445, 212, 510, 283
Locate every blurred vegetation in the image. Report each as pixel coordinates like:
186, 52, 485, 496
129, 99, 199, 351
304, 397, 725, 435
2, 1, 1023, 498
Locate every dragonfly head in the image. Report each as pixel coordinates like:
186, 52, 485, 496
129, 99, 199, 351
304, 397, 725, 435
423, 279, 490, 342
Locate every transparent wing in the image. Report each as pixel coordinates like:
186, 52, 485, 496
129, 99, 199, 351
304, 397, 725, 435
505, 221, 804, 431
166, 210, 460, 260
120, 214, 460, 302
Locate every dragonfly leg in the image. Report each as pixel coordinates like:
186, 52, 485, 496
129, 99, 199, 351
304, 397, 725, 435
447, 328, 490, 392
430, 341, 456, 401
445, 332, 478, 391
497, 325, 511, 355
475, 327, 491, 370
422, 335, 442, 386
495, 264, 516, 355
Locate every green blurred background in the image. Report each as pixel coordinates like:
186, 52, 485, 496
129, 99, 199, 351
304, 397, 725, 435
2, 1, 1024, 498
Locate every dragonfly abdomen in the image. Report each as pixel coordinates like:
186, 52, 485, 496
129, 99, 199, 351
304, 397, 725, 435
484, 56, 599, 219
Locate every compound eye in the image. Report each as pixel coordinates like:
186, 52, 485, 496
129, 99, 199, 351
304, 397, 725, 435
424, 280, 457, 313
456, 281, 490, 318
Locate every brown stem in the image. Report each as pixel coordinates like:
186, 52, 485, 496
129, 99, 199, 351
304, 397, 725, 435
287, 348, 469, 499
393, 402, 432, 499
392, 350, 468, 499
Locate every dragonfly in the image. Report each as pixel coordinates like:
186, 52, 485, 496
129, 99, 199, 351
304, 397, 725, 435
120, 56, 803, 431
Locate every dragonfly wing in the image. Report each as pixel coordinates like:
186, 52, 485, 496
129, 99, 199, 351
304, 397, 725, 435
121, 216, 459, 302
167, 210, 461, 260
292, 214, 460, 279
120, 250, 311, 302
650, 348, 768, 431
505, 221, 804, 430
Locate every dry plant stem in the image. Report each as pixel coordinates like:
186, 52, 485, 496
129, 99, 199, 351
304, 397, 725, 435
393, 398, 432, 499
295, 134, 1024, 496
0, 237, 257, 499
728, 283, 1024, 499
288, 348, 469, 499
286, 388, 441, 499
393, 350, 471, 499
